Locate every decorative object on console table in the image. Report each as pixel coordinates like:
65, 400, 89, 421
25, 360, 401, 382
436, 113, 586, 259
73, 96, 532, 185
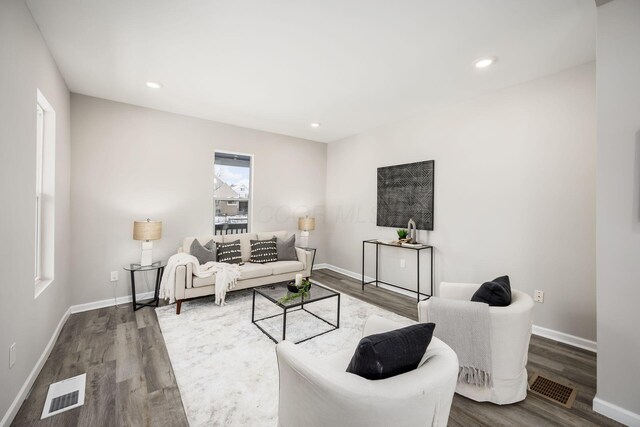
397, 228, 408, 239
133, 218, 162, 266
298, 216, 315, 247
407, 218, 417, 243
123, 261, 166, 311
362, 239, 434, 302
377, 160, 434, 230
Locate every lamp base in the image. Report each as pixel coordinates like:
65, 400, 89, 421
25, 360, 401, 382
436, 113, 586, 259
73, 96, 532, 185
299, 231, 310, 248
141, 241, 154, 266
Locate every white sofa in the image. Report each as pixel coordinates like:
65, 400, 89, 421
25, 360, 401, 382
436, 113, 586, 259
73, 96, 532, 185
173, 230, 313, 314
276, 315, 459, 427
418, 282, 534, 405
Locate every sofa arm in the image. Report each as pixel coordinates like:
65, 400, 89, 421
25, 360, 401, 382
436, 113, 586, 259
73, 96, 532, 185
295, 247, 313, 275
174, 264, 193, 301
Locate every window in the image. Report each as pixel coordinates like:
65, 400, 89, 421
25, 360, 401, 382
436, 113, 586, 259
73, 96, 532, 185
35, 90, 55, 297
214, 152, 252, 234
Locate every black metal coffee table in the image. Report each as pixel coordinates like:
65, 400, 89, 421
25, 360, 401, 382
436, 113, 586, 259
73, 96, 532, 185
251, 282, 340, 343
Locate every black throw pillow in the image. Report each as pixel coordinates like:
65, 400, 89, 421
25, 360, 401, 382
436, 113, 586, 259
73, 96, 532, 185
346, 323, 436, 380
217, 240, 242, 264
249, 238, 278, 263
471, 275, 512, 306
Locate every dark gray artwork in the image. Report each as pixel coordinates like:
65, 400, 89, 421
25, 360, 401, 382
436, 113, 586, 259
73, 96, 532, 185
377, 160, 434, 230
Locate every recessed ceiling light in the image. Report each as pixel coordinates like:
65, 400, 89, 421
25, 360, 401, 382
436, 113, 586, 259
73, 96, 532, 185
145, 81, 163, 89
473, 57, 496, 69
310, 123, 321, 128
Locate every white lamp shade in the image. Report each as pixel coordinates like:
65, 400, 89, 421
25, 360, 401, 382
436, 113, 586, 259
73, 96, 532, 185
133, 219, 162, 241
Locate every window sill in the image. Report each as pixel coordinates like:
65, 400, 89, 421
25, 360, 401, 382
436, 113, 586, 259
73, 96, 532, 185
35, 278, 54, 299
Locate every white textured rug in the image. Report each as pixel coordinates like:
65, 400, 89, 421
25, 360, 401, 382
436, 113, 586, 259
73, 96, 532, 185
155, 283, 412, 426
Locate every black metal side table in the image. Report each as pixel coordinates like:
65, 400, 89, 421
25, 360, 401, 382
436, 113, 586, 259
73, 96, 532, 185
123, 261, 166, 311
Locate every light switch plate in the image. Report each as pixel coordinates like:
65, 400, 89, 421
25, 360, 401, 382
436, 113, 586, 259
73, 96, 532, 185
110, 271, 118, 282
400, 259, 406, 268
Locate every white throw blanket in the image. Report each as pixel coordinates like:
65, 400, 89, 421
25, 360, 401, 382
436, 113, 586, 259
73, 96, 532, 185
159, 253, 241, 306
424, 297, 492, 387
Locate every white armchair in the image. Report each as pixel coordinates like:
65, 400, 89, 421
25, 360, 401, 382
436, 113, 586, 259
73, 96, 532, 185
275, 315, 459, 427
418, 282, 534, 405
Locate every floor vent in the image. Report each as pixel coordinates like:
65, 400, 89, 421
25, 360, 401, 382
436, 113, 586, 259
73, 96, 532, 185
41, 373, 86, 419
529, 373, 577, 408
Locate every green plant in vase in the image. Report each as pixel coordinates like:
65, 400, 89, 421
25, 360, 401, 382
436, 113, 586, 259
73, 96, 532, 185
279, 279, 312, 304
397, 228, 409, 239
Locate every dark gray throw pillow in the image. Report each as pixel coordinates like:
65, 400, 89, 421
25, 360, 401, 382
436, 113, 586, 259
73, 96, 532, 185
190, 239, 216, 265
249, 238, 278, 263
217, 240, 242, 264
471, 275, 512, 306
276, 235, 297, 261
346, 323, 436, 380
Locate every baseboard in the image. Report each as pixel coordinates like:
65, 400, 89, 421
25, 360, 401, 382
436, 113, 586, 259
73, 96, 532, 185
315, 263, 597, 353
0, 307, 71, 427
532, 325, 597, 353
70, 291, 155, 313
593, 396, 640, 427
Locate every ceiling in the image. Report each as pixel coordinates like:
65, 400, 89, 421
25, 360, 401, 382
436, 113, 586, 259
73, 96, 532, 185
26, 0, 596, 142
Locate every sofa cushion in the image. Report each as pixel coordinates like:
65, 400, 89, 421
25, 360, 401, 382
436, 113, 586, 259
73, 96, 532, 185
249, 238, 278, 263
224, 233, 257, 262
276, 235, 297, 261
471, 275, 512, 307
239, 263, 273, 280
217, 240, 242, 264
270, 261, 304, 275
190, 239, 216, 265
257, 230, 287, 241
346, 323, 436, 380
193, 274, 216, 288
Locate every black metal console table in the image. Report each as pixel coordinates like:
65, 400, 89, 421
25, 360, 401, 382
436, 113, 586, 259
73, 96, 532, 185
361, 239, 434, 302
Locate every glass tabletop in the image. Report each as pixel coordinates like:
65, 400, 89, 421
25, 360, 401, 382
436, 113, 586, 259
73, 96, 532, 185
123, 261, 166, 271
255, 282, 338, 308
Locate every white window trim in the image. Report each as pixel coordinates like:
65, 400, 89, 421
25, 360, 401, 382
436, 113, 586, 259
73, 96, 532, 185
214, 150, 253, 232
35, 104, 44, 282
35, 89, 56, 299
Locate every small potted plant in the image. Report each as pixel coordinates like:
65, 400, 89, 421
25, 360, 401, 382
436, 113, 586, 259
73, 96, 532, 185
397, 229, 409, 240
281, 279, 312, 304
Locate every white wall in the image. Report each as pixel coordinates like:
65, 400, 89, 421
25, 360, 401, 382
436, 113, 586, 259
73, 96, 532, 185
595, 0, 640, 424
326, 63, 596, 341
0, 0, 71, 422
70, 94, 326, 305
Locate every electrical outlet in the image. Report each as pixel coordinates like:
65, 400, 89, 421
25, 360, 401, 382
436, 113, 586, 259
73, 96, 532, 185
400, 259, 406, 268
534, 290, 544, 303
110, 271, 118, 282
9, 343, 16, 368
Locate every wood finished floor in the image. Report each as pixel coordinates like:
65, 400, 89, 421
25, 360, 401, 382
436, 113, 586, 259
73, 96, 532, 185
12, 268, 620, 426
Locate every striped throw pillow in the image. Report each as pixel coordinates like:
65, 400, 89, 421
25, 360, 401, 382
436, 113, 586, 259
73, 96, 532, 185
217, 240, 242, 264
249, 238, 278, 263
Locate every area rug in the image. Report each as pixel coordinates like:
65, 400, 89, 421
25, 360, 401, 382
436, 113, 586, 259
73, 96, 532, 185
155, 283, 413, 426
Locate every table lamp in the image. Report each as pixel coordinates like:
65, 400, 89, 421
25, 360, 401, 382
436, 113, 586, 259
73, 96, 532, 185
133, 219, 162, 266
298, 216, 315, 248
